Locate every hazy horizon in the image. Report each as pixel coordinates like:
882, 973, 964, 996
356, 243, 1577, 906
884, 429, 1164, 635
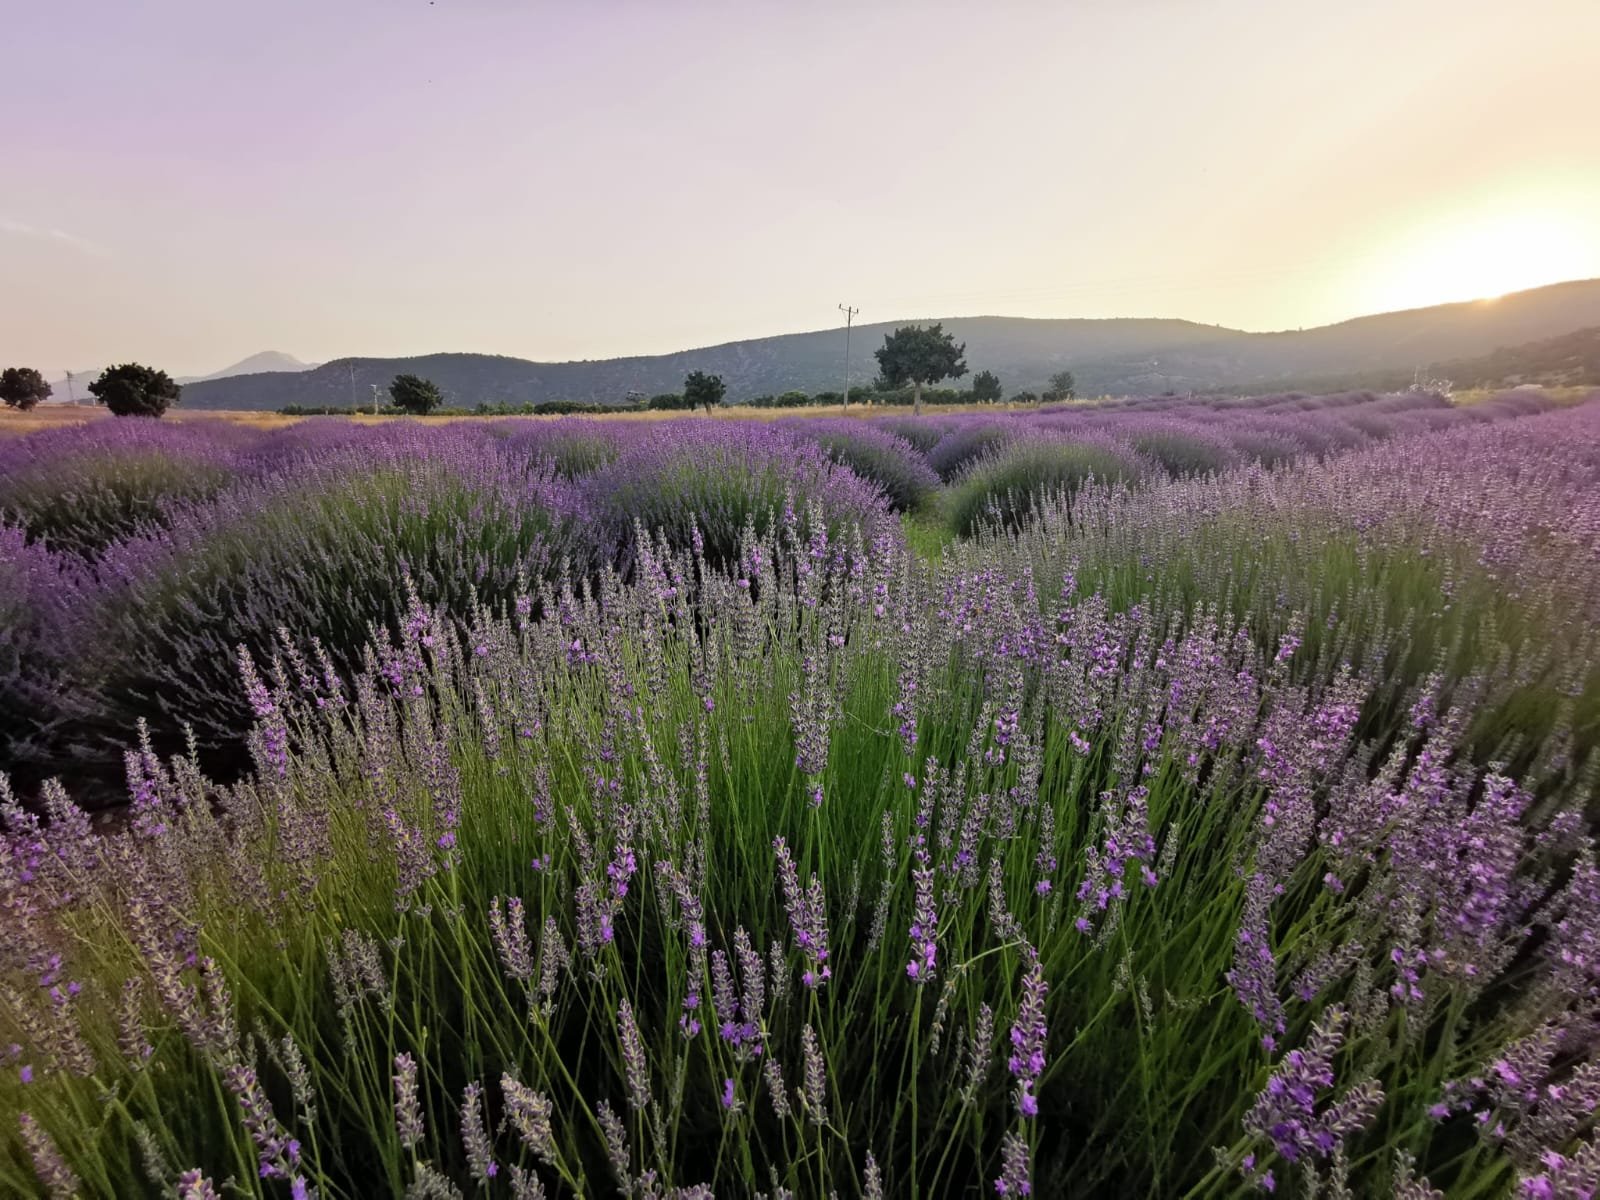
5, 0, 1599, 378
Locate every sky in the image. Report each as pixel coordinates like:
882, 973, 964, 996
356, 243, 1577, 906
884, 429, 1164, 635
3, 0, 1599, 377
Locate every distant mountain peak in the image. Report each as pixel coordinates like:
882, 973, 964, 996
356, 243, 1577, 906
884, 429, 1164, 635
187, 351, 316, 384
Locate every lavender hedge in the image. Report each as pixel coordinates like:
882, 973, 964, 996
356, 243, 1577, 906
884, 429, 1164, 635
946, 433, 1152, 536
586, 421, 899, 573
2, 394, 1597, 1198
778, 418, 941, 513
0, 528, 95, 785
0, 421, 248, 559
77, 431, 593, 766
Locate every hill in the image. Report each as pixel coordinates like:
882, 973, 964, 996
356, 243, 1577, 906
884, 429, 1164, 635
181, 351, 316, 384
44, 351, 315, 399
176, 278, 1600, 409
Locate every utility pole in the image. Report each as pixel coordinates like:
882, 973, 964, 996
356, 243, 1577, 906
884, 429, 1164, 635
838, 304, 858, 410
63, 370, 77, 406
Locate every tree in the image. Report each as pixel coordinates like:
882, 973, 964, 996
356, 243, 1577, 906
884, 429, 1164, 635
683, 370, 726, 414
390, 374, 444, 415
88, 363, 180, 417
970, 370, 1002, 404
1010, 390, 1039, 405
874, 323, 967, 416
1044, 370, 1076, 402
0, 367, 52, 411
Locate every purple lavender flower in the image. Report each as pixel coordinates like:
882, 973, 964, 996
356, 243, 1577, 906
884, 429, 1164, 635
1007, 952, 1048, 1119
774, 836, 831, 988
994, 1129, 1032, 1195
394, 1052, 424, 1150
1242, 1007, 1383, 1169
461, 1080, 498, 1183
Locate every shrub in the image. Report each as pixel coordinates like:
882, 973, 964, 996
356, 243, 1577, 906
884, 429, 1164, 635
80, 429, 594, 764
587, 421, 898, 573
499, 419, 634, 479
778, 418, 941, 512
88, 362, 181, 417
390, 374, 445, 415
647, 392, 695, 411
531, 399, 611, 415
0, 421, 246, 558
867, 414, 953, 454
0, 366, 51, 411
926, 419, 1022, 481
947, 433, 1148, 536
0, 526, 94, 784
1120, 425, 1241, 476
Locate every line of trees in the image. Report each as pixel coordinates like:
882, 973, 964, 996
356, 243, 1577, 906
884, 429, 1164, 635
2, 363, 181, 417
5, 342, 1078, 420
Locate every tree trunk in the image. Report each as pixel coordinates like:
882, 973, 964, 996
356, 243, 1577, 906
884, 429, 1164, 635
913, 380, 922, 417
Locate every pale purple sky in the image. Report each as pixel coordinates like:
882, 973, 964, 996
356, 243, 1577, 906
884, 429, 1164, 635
4, 0, 1599, 376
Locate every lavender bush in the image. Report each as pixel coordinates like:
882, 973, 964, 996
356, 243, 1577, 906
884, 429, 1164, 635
778, 418, 941, 512
866, 414, 954, 455
77, 432, 593, 767
926, 420, 1021, 482
0, 528, 96, 786
946, 433, 1151, 536
586, 421, 898, 573
497, 419, 635, 480
1, 396, 1597, 1198
0, 421, 247, 559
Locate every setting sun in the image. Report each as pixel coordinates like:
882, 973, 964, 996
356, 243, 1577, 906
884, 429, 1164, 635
1363, 208, 1600, 314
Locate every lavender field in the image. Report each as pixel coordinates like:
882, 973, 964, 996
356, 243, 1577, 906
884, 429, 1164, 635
3, 389, 1599, 1198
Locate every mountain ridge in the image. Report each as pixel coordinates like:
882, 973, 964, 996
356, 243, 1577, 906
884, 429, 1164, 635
125, 278, 1600, 408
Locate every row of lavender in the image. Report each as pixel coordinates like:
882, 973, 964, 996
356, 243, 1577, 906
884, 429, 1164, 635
2, 397, 1598, 1195
4, 387, 1541, 793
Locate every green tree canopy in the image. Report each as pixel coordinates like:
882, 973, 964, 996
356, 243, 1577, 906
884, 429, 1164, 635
390, 374, 444, 415
88, 363, 180, 417
873, 323, 968, 415
970, 370, 1002, 404
1045, 370, 1076, 402
683, 370, 727, 414
0, 367, 52, 411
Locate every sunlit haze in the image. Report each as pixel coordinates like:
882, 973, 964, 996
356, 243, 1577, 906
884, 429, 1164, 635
3, 0, 1599, 376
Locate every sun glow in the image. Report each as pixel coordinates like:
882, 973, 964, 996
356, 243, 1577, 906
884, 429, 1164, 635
1363, 209, 1599, 314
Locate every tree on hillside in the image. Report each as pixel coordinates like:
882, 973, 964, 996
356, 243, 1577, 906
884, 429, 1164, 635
0, 367, 52, 411
683, 370, 726, 414
1045, 370, 1076, 402
390, 374, 444, 415
874, 323, 967, 416
970, 370, 1002, 404
88, 363, 180, 417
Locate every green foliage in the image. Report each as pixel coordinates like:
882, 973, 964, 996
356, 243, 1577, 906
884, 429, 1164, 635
874, 323, 969, 412
389, 374, 445, 415
683, 370, 727, 413
1045, 370, 1076, 401
87, 363, 181, 418
647, 392, 695, 411
0, 367, 51, 411
1010, 390, 1039, 405
970, 369, 1003, 403
748, 390, 827, 409
530, 399, 613, 415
